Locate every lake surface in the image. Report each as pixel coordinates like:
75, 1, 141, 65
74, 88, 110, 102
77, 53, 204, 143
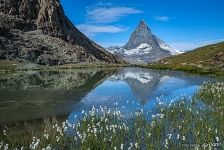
0, 67, 219, 124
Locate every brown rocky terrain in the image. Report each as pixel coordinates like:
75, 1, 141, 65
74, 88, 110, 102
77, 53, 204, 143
0, 0, 126, 65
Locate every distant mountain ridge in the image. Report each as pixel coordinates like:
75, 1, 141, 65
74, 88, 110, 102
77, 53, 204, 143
107, 20, 180, 64
0, 0, 125, 65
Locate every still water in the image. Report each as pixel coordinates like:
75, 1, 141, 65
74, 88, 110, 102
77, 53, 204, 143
0, 67, 218, 124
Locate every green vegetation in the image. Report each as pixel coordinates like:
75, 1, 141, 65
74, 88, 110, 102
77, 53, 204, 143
0, 82, 223, 149
147, 42, 224, 77
0, 60, 130, 73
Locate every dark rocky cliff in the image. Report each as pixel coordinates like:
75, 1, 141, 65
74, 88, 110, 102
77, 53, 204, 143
124, 20, 158, 50
0, 0, 125, 65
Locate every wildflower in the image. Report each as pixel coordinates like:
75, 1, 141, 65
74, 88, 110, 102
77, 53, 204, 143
216, 137, 220, 142
182, 136, 186, 141
29, 137, 40, 150
151, 121, 155, 127
44, 133, 49, 140
2, 130, 6, 136
42, 145, 51, 150
4, 144, 8, 150
120, 144, 124, 150
208, 128, 211, 132
56, 136, 60, 142
135, 143, 138, 148
0, 142, 3, 149
164, 139, 169, 149
158, 113, 164, 119
130, 142, 133, 148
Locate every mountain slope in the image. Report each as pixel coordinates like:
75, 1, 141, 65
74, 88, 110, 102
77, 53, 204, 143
0, 0, 125, 65
107, 20, 180, 64
149, 42, 224, 76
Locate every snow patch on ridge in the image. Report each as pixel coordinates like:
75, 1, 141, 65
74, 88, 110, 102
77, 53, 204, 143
125, 43, 152, 55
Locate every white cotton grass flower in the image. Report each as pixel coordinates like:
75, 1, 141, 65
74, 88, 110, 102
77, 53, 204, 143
44, 133, 49, 140
42, 144, 51, 150
168, 134, 172, 140
216, 136, 220, 142
164, 139, 169, 149
130, 142, 133, 148
0, 142, 3, 149
29, 137, 40, 150
120, 144, 124, 150
135, 143, 138, 148
2, 130, 6, 136
3, 144, 8, 150
56, 136, 60, 142
215, 129, 218, 134
182, 136, 186, 141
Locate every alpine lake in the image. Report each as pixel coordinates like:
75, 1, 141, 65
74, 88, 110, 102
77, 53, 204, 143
0, 67, 220, 124
0, 67, 223, 149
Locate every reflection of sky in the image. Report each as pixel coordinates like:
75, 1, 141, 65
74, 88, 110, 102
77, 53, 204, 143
144, 77, 200, 110
68, 69, 215, 123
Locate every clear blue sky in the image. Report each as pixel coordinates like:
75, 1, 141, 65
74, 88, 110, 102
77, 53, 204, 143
61, 0, 224, 51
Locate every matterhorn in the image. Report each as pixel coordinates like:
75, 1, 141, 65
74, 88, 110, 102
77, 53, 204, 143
107, 20, 180, 64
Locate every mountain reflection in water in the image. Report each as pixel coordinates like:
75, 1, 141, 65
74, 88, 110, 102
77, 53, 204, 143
0, 67, 218, 124
68, 68, 217, 123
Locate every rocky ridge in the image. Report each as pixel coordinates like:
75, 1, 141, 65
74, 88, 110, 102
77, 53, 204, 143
0, 0, 125, 65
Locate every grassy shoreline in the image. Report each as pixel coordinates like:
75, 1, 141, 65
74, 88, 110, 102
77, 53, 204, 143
1, 59, 223, 79
0, 60, 131, 73
0, 82, 223, 149
142, 64, 224, 78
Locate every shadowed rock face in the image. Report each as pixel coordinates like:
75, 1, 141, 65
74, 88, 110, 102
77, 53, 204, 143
124, 20, 158, 50
0, 0, 125, 65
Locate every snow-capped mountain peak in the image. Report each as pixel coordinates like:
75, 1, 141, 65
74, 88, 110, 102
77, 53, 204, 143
107, 20, 181, 64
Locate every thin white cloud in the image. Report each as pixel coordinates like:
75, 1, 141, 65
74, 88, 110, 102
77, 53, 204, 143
99, 42, 125, 48
86, 7, 143, 23
76, 24, 126, 36
170, 39, 224, 51
154, 16, 170, 21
